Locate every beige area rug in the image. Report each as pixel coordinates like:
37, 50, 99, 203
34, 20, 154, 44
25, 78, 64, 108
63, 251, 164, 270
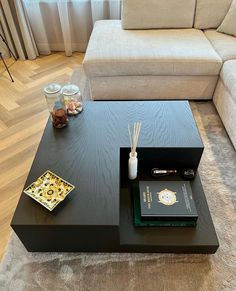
71, 67, 91, 101
0, 102, 236, 291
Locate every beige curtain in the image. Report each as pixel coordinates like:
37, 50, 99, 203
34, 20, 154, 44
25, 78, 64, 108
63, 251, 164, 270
23, 0, 121, 56
0, 0, 39, 60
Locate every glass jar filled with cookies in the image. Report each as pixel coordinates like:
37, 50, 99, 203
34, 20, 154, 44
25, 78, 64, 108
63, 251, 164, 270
62, 84, 83, 115
44, 83, 68, 128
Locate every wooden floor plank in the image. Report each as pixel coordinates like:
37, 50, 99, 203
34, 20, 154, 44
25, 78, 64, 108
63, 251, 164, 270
0, 92, 20, 110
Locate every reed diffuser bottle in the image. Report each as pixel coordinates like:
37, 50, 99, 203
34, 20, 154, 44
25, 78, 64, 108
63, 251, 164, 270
128, 122, 141, 180
128, 151, 138, 180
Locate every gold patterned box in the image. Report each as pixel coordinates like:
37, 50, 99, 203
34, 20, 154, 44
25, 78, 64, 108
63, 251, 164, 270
23, 170, 75, 211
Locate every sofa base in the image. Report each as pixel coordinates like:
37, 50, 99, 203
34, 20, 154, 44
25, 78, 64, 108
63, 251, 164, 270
213, 79, 236, 149
89, 75, 218, 100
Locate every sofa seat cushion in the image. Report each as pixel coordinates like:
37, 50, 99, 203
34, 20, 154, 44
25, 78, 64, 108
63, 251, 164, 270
204, 30, 236, 61
83, 20, 222, 78
220, 60, 236, 98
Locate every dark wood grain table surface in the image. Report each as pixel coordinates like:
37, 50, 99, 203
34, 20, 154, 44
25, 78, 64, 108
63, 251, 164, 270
11, 101, 219, 253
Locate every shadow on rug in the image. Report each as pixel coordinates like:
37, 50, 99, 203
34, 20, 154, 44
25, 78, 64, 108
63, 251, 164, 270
0, 101, 235, 291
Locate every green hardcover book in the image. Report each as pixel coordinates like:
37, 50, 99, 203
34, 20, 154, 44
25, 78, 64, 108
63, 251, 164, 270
132, 186, 197, 227
139, 180, 198, 221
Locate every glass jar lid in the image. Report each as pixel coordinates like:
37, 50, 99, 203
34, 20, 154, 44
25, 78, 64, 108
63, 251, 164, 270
44, 83, 61, 94
62, 84, 80, 96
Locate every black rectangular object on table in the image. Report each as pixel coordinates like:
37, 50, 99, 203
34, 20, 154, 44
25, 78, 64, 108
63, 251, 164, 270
132, 182, 197, 227
11, 101, 219, 253
139, 180, 198, 221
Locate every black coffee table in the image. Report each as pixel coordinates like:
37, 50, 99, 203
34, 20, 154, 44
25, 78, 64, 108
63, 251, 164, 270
11, 101, 219, 253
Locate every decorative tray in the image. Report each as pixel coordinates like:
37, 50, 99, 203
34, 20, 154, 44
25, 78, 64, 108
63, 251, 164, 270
23, 170, 75, 211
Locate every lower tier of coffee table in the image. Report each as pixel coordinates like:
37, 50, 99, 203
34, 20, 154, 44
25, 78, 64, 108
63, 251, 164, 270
119, 174, 219, 254
12, 173, 219, 254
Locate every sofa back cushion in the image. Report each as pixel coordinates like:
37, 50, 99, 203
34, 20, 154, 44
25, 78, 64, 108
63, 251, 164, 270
121, 0, 196, 29
217, 0, 236, 37
194, 0, 232, 29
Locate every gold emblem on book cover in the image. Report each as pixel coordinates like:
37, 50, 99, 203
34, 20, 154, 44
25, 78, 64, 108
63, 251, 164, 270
157, 188, 178, 206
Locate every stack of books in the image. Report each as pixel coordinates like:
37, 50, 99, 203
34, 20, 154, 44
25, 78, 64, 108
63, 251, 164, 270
133, 180, 198, 227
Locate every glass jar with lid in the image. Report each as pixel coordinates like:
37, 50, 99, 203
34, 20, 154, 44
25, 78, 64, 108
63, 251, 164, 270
62, 84, 83, 115
44, 83, 68, 128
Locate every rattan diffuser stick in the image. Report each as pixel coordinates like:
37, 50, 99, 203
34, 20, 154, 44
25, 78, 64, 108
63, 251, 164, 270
128, 122, 141, 179
128, 122, 141, 156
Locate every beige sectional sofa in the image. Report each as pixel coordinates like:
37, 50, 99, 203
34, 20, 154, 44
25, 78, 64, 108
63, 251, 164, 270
83, 0, 236, 148
214, 61, 236, 147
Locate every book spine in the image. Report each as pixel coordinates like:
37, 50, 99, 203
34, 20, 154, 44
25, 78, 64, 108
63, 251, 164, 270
134, 221, 197, 227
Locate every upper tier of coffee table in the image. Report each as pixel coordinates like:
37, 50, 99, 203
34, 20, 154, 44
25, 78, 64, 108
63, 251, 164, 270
12, 101, 203, 228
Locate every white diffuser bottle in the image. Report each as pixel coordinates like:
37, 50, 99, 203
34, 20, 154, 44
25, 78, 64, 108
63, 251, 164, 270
128, 151, 138, 180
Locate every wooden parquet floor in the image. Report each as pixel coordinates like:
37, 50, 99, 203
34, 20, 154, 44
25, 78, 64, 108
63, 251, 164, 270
0, 52, 84, 260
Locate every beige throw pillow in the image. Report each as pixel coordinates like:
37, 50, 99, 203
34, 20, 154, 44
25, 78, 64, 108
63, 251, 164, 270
217, 0, 236, 37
